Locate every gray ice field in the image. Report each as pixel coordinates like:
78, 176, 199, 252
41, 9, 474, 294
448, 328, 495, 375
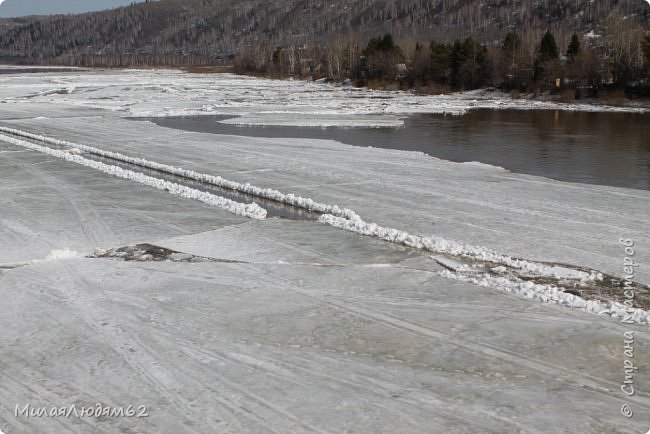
0, 70, 649, 433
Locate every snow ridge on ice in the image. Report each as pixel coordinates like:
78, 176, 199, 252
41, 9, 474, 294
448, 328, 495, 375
0, 126, 356, 220
0, 131, 268, 220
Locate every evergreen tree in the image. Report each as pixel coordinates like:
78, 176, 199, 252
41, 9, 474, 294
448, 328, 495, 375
429, 41, 453, 83
566, 33, 581, 63
363, 34, 396, 56
539, 31, 559, 62
447, 37, 492, 89
362, 34, 402, 80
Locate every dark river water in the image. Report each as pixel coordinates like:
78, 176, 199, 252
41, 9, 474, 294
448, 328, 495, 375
139, 109, 650, 190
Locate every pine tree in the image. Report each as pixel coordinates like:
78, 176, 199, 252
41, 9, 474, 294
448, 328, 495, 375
539, 31, 559, 62
566, 33, 581, 63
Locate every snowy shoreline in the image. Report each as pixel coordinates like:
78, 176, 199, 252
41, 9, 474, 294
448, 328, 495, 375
129, 67, 650, 114
1, 67, 648, 130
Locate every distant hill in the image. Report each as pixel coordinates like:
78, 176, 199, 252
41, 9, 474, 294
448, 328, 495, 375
0, 0, 137, 18
0, 0, 647, 65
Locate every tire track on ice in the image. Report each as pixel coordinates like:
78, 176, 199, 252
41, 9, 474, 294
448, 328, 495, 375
56, 266, 217, 434
1, 263, 207, 433
93, 265, 518, 432
95, 286, 338, 433
121, 282, 514, 433
0, 271, 103, 433
1, 148, 117, 245
173, 345, 330, 434
255, 264, 650, 411
173, 338, 522, 432
52, 264, 300, 433
0, 372, 99, 434
119, 259, 648, 414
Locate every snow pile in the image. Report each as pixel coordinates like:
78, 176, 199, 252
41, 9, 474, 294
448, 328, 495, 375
43, 248, 79, 261
0, 132, 267, 220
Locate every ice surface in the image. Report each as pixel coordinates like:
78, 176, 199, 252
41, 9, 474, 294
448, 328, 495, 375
1, 223, 649, 433
1, 69, 650, 433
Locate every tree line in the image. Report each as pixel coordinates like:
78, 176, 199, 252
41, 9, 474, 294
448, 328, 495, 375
236, 13, 650, 99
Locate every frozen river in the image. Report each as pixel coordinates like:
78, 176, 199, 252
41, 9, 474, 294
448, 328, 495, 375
0, 69, 649, 433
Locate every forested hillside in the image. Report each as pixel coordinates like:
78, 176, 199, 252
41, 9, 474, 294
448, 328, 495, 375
0, 0, 647, 62
0, 0, 649, 94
